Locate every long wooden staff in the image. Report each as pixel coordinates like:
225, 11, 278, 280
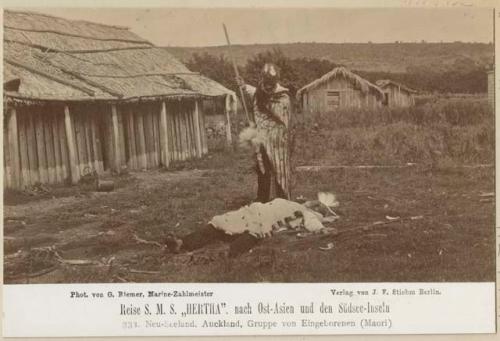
222, 23, 253, 125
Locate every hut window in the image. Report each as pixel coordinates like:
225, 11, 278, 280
326, 91, 340, 108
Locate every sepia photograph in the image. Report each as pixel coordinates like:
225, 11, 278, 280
3, 5, 495, 285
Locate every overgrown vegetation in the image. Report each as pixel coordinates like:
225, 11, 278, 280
357, 62, 487, 94
292, 98, 494, 166
181, 44, 491, 95
171, 42, 493, 74
186, 49, 340, 96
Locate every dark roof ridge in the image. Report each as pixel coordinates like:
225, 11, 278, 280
5, 57, 96, 96
4, 9, 131, 30
5, 25, 153, 45
4, 39, 153, 54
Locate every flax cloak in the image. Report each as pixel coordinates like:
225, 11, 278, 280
244, 84, 292, 199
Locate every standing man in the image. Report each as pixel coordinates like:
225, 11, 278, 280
165, 64, 293, 257
238, 63, 292, 202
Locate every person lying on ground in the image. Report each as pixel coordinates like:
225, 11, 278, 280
165, 197, 338, 258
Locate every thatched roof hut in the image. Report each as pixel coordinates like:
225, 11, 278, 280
296, 67, 385, 112
3, 10, 237, 189
375, 79, 416, 107
375, 80, 416, 94
4, 10, 234, 103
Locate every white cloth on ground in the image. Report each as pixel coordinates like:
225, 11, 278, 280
209, 198, 325, 238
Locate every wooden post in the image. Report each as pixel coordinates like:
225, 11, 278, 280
34, 112, 48, 184
8, 107, 21, 188
183, 106, 190, 160
111, 104, 122, 172
180, 110, 187, 160
117, 108, 127, 169
43, 113, 56, 184
184, 108, 192, 159
149, 109, 156, 165
74, 112, 87, 177
199, 105, 208, 155
143, 108, 153, 167
26, 114, 39, 184
136, 111, 147, 169
90, 114, 103, 174
193, 100, 203, 158
83, 115, 94, 173
177, 109, 183, 161
191, 107, 199, 158
18, 112, 31, 187
102, 113, 114, 172
172, 111, 178, 161
188, 108, 196, 158
180, 110, 188, 160
168, 107, 177, 161
186, 109, 193, 159
224, 94, 233, 145
152, 107, 160, 166
178, 110, 184, 161
51, 112, 63, 183
126, 110, 137, 170
64, 105, 80, 184
95, 117, 105, 174
172, 111, 180, 161
150, 107, 158, 166
4, 124, 12, 188
58, 115, 69, 182
148, 108, 155, 166
174, 111, 180, 161
159, 101, 170, 168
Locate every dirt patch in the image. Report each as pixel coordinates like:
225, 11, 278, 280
3, 148, 494, 283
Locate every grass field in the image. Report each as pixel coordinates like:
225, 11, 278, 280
3, 98, 495, 283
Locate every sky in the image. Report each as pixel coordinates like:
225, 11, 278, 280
23, 7, 494, 46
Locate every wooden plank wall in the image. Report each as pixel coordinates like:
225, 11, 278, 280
303, 78, 383, 113
70, 105, 106, 178
5, 106, 67, 188
4, 115, 11, 189
119, 99, 207, 171
386, 86, 415, 108
4, 99, 209, 189
4, 105, 106, 189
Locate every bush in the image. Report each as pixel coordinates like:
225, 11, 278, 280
296, 97, 492, 128
292, 98, 494, 166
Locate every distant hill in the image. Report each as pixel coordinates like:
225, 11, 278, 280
166, 42, 494, 74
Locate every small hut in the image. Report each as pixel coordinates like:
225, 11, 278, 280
375, 80, 416, 107
296, 67, 385, 113
3, 10, 237, 189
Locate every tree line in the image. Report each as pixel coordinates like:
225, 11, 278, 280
185, 48, 488, 96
